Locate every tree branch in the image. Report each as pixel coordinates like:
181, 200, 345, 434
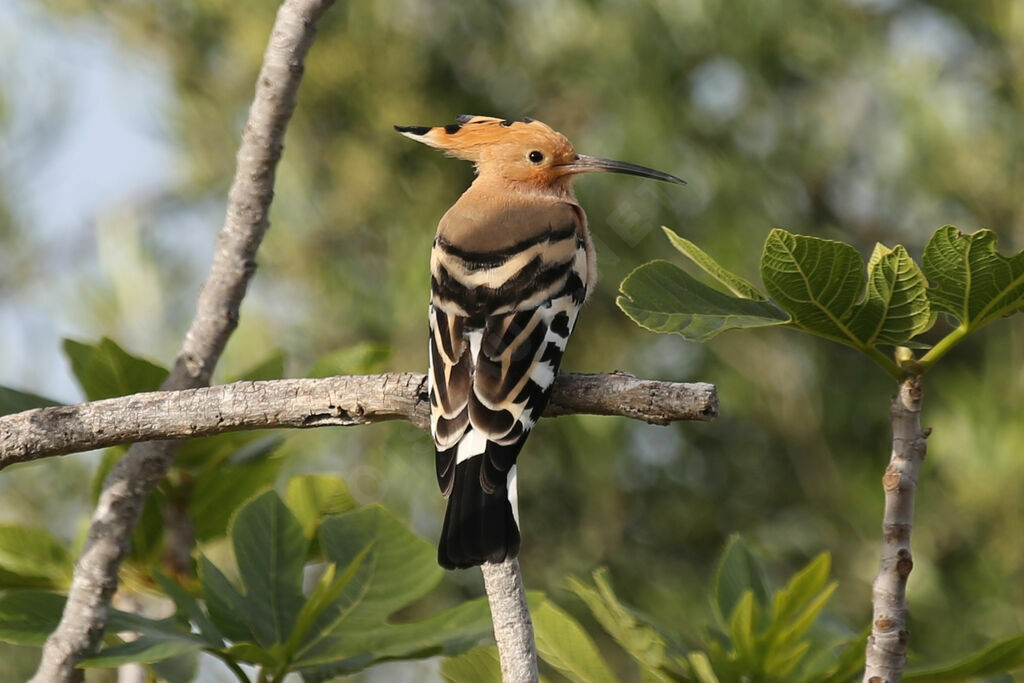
483, 559, 538, 683
0, 373, 717, 467
29, 1, 335, 679
863, 376, 927, 683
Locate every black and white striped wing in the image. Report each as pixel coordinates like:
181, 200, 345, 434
428, 216, 588, 568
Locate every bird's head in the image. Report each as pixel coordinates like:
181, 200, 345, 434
395, 115, 685, 191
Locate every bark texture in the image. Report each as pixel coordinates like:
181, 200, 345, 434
483, 559, 539, 683
863, 376, 927, 683
0, 373, 717, 467
28, 1, 335, 679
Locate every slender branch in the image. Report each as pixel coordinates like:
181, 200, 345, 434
483, 559, 539, 683
864, 376, 927, 683
29, 2, 335, 680
0, 373, 717, 467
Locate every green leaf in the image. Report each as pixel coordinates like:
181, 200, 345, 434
904, 632, 1024, 681
662, 226, 767, 300
285, 474, 357, 541
0, 525, 72, 587
283, 545, 371, 659
568, 568, 674, 681
0, 591, 183, 652
198, 555, 259, 644
761, 230, 930, 367
770, 581, 838, 655
188, 436, 285, 541
687, 652, 722, 683
62, 337, 168, 401
290, 505, 492, 678
761, 230, 865, 345
817, 631, 870, 683
229, 490, 307, 649
728, 591, 758, 665
149, 650, 199, 683
533, 598, 617, 683
81, 633, 205, 668
922, 225, 1024, 330
618, 260, 789, 342
0, 385, 59, 417
770, 553, 831, 634
0, 590, 67, 645
848, 244, 933, 345
710, 536, 768, 629
152, 570, 224, 646
306, 343, 391, 378
441, 646, 503, 683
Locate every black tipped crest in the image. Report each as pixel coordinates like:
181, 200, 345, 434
394, 125, 431, 136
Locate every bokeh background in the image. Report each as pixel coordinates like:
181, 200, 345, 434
2, 0, 1023, 680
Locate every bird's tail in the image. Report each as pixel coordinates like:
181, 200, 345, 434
438, 453, 520, 570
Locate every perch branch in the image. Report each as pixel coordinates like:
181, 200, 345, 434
0, 373, 717, 467
28, 1, 335, 680
863, 376, 927, 683
483, 559, 539, 683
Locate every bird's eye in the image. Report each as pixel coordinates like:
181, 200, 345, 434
528, 150, 544, 163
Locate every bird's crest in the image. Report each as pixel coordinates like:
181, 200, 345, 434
395, 115, 575, 165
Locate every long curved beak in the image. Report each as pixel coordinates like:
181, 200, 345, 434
562, 154, 686, 185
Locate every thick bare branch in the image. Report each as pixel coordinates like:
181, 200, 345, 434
0, 373, 717, 467
483, 559, 538, 683
864, 377, 927, 683
29, 1, 335, 680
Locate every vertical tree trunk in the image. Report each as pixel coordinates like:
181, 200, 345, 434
864, 376, 927, 682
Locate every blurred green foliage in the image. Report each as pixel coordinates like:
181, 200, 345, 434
3, 0, 1024, 679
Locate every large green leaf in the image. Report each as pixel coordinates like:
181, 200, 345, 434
62, 337, 168, 401
710, 536, 769, 629
922, 225, 1024, 330
229, 490, 308, 649
761, 230, 931, 350
568, 568, 677, 682
760, 230, 865, 343
0, 525, 72, 588
533, 598, 617, 683
903, 632, 1024, 681
289, 505, 492, 678
199, 553, 260, 645
0, 385, 59, 417
441, 646, 503, 683
618, 260, 789, 342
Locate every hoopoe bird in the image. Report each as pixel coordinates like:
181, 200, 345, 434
396, 115, 685, 569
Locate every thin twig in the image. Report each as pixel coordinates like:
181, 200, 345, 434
0, 373, 717, 467
28, 1, 335, 679
482, 559, 539, 683
863, 376, 927, 683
